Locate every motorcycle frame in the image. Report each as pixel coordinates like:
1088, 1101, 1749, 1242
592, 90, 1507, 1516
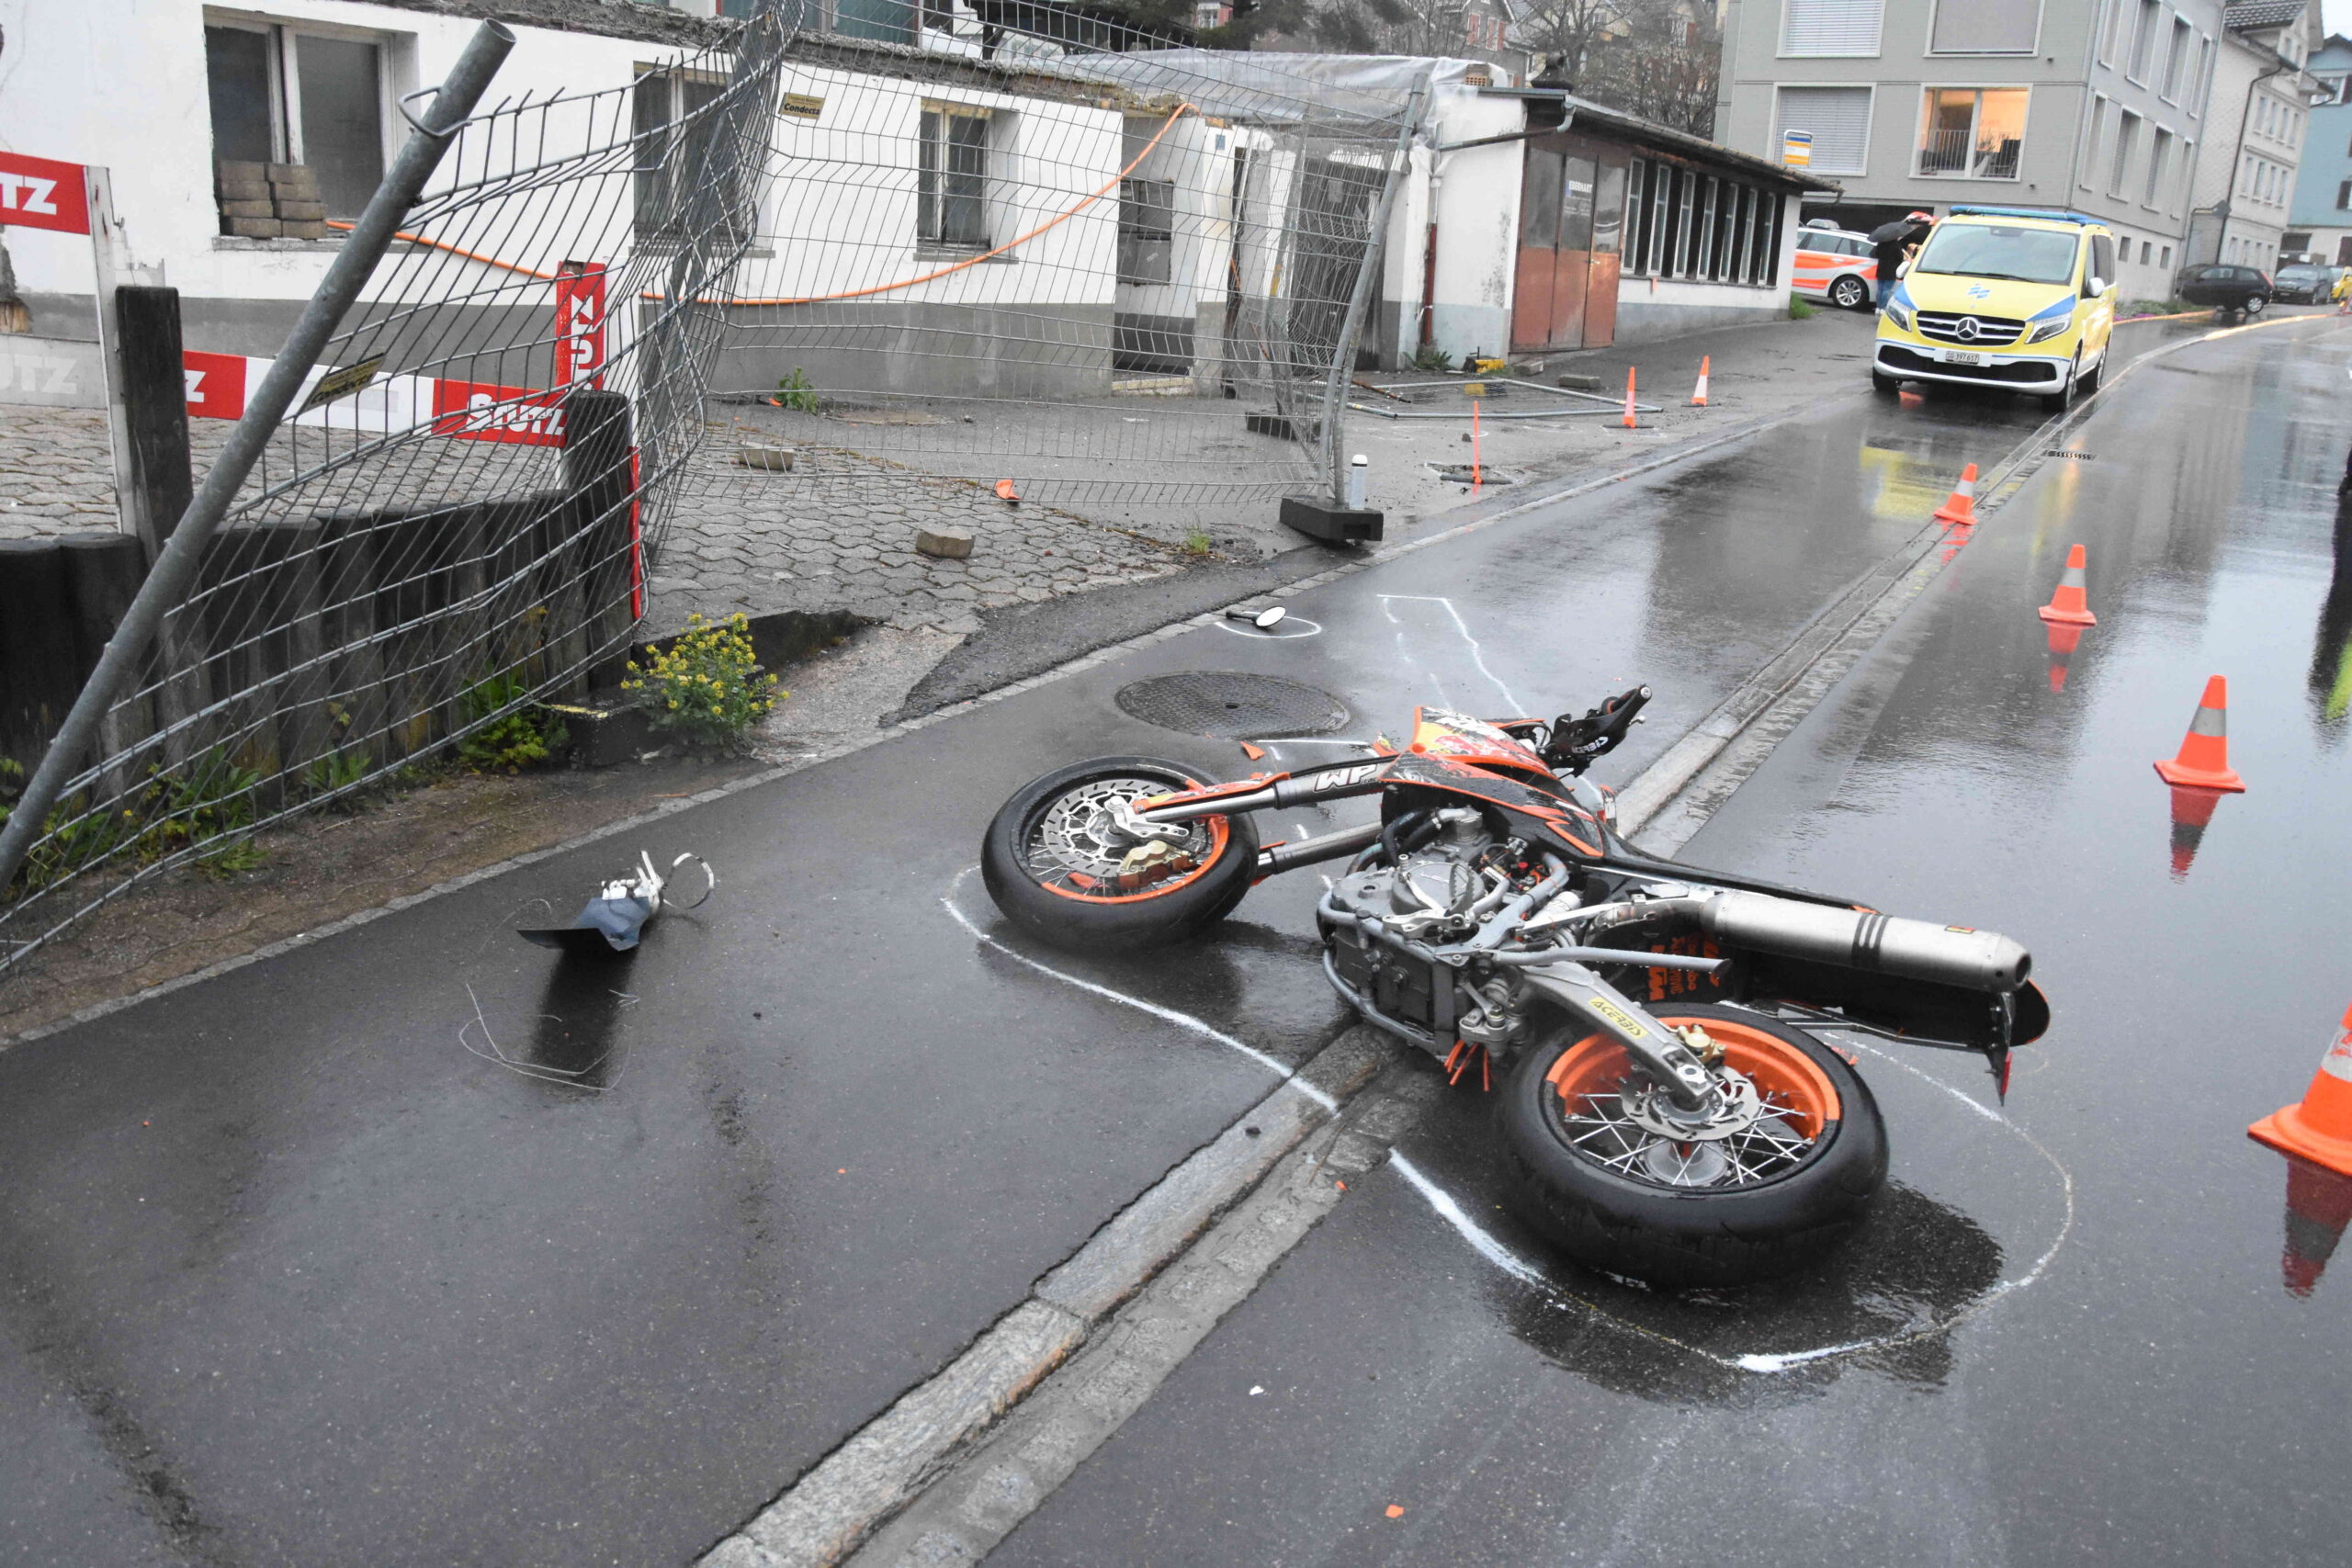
1128, 737, 2039, 1103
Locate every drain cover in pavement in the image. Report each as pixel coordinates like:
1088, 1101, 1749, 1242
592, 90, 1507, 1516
1114, 671, 1351, 739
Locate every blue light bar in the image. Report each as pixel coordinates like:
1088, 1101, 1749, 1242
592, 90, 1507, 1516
1948, 205, 2099, 225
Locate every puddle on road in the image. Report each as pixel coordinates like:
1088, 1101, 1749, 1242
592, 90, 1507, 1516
1390, 1035, 2073, 1402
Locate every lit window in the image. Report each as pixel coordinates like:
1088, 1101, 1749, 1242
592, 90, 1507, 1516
1917, 86, 2028, 178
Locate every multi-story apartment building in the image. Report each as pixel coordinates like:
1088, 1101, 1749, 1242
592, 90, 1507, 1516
2280, 32, 2352, 263
2181, 3, 2320, 271
1715, 2, 2251, 300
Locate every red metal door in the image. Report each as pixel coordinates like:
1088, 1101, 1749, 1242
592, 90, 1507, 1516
1583, 153, 1627, 349
1511, 143, 1564, 351
1550, 152, 1595, 352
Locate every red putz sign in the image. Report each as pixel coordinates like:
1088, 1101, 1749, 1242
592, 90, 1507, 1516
0, 151, 91, 235
182, 351, 251, 421
554, 261, 607, 389
429, 378, 569, 446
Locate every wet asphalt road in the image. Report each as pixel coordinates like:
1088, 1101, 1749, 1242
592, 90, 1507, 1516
0, 313, 2310, 1567
987, 319, 2352, 1566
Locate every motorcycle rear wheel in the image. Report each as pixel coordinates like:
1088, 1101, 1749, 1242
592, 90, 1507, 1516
1497, 1003, 1886, 1287
981, 756, 1259, 953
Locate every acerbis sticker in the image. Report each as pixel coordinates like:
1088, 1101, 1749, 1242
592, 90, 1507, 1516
1583, 995, 1648, 1040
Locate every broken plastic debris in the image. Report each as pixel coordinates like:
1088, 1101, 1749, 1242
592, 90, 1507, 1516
1385, 1505, 1405, 1519
1249, 1385, 1264, 1396
516, 851, 716, 956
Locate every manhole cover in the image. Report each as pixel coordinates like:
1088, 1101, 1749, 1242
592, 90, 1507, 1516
1114, 671, 1350, 739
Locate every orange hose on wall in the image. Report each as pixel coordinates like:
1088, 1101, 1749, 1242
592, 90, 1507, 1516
327, 102, 1199, 308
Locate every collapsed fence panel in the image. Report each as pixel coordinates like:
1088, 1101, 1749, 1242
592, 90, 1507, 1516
0, 6, 1424, 973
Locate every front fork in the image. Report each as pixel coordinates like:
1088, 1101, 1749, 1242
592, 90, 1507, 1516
1517, 962, 1724, 1115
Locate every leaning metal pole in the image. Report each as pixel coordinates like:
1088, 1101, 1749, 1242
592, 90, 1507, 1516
1319, 71, 1433, 506
0, 21, 516, 902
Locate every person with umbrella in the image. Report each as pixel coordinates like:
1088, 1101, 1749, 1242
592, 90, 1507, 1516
1871, 212, 1934, 312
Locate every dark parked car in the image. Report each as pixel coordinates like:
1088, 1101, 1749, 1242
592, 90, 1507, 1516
2271, 264, 2335, 303
2175, 265, 2271, 315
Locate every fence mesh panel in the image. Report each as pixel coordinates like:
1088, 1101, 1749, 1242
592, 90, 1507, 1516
0, 6, 1421, 973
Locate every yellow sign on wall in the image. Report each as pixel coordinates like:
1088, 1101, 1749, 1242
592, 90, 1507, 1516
1782, 130, 1815, 168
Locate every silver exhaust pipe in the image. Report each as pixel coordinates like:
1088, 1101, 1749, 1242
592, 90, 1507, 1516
1699, 891, 2030, 993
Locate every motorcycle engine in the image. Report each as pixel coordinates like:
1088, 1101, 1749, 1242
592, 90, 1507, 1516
1326, 808, 1521, 1038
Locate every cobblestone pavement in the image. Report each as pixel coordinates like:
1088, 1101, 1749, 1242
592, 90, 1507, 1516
0, 404, 1184, 638
656, 434, 1182, 639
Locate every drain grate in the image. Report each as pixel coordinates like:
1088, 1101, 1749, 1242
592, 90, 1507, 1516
1114, 671, 1351, 739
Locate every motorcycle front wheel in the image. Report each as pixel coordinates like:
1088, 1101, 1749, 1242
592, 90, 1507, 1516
1497, 1003, 1886, 1287
980, 756, 1259, 953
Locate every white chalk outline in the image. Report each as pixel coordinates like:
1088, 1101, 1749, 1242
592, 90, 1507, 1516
1378, 593, 1528, 714
936, 871, 2073, 1375
1392, 1036, 2075, 1374
940, 866, 1336, 1111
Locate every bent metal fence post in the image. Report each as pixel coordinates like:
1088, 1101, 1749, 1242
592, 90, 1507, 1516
0, 6, 1423, 976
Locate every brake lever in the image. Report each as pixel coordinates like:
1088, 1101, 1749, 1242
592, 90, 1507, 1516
1544, 684, 1651, 773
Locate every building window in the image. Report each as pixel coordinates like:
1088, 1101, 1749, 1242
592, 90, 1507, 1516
2128, 0, 2161, 84
1117, 176, 1174, 284
2144, 129, 2171, 208
1626, 160, 1650, 275
2160, 244, 2170, 266
1929, 0, 2037, 54
1779, 0, 1883, 58
1771, 85, 1871, 175
2161, 18, 2192, 100
918, 105, 991, 249
2192, 37, 2214, 112
2110, 109, 2141, 196
1656, 166, 1682, 277
2337, 179, 2352, 210
203, 20, 385, 226
636, 67, 752, 240
1917, 87, 2027, 179
2081, 96, 2111, 190
2095, 0, 2124, 64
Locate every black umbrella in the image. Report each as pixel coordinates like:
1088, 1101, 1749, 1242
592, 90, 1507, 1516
1869, 219, 1922, 245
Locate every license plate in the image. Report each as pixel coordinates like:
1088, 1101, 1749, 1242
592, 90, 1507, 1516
1939, 349, 1983, 365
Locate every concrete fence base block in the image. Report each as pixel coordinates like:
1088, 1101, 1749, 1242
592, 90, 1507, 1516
914, 527, 974, 560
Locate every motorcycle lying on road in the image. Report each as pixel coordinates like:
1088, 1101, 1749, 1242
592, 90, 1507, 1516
981, 689, 2048, 1286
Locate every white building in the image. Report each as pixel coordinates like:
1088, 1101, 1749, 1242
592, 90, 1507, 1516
0, 0, 1817, 406
2183, 1, 2321, 271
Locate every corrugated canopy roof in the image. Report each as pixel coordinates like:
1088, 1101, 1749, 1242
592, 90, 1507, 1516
2225, 1, 2306, 30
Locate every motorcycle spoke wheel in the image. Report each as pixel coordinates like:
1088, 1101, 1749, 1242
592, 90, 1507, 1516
1543, 1024, 1839, 1190
1019, 775, 1228, 902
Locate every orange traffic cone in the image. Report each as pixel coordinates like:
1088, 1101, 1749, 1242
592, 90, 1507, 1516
1932, 463, 1978, 525
2038, 544, 2098, 626
2250, 1001, 2352, 1177
2279, 1156, 2352, 1296
1690, 355, 1710, 406
994, 478, 1021, 505
2164, 784, 2227, 879
2153, 675, 2245, 791
2045, 621, 2085, 693
1621, 367, 1639, 428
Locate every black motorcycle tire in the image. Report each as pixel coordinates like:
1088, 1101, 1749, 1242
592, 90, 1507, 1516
981, 756, 1260, 953
1497, 1003, 1887, 1288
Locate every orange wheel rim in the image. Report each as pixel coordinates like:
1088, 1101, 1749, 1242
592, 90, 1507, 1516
1542, 1015, 1840, 1188
1022, 773, 1233, 903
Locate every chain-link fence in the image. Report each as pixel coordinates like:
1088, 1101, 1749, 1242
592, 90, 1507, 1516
0, 5, 1425, 972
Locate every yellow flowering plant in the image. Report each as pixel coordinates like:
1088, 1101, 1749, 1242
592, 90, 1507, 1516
621, 613, 782, 748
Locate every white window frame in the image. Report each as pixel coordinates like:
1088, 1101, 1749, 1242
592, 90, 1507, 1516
2109, 107, 2142, 197
2081, 93, 2113, 191
2126, 0, 2162, 86
1770, 83, 1875, 175
2159, 16, 2192, 103
1925, 0, 2042, 56
2143, 127, 2171, 209
203, 10, 397, 176
2095, 0, 2124, 66
1777, 0, 1883, 60
1912, 83, 2030, 181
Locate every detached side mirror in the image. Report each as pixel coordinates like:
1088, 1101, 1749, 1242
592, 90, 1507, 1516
2086, 276, 2109, 298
